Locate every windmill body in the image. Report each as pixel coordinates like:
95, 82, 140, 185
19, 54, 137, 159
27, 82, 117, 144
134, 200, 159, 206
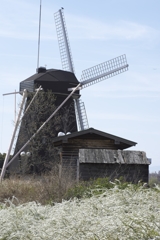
19, 67, 80, 134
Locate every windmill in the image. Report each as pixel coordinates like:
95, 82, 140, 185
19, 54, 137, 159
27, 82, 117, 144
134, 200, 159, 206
54, 8, 128, 131
2, 7, 129, 176
19, 8, 128, 135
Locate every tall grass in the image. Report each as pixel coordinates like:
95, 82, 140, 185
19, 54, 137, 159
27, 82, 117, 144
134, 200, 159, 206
0, 166, 76, 205
0, 170, 159, 205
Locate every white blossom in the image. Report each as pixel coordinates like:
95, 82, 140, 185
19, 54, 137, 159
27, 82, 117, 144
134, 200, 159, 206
0, 185, 160, 239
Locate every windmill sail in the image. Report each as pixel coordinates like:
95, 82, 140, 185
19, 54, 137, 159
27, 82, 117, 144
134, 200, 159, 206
80, 54, 128, 89
74, 99, 89, 131
54, 8, 75, 73
54, 9, 129, 132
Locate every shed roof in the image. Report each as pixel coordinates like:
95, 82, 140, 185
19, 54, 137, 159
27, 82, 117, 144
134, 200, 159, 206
79, 149, 150, 165
53, 128, 137, 150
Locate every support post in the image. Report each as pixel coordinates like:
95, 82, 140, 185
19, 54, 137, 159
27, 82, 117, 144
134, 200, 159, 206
77, 157, 79, 183
0, 89, 28, 181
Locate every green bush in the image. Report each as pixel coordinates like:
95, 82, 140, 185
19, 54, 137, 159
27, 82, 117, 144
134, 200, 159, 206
0, 153, 6, 168
65, 177, 130, 200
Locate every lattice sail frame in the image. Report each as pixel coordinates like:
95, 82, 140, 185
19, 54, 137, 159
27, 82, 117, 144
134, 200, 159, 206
54, 9, 75, 73
74, 99, 89, 131
54, 9, 129, 132
80, 54, 128, 89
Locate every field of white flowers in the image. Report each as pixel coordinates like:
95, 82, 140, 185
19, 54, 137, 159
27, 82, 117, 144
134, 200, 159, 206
0, 184, 160, 240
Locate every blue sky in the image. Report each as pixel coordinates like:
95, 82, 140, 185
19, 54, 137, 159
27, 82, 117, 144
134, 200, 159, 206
0, 0, 160, 172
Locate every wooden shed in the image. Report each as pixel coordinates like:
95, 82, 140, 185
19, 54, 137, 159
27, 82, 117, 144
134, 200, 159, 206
79, 149, 150, 183
52, 128, 150, 183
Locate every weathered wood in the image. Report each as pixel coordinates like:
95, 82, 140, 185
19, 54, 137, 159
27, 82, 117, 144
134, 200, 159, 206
79, 149, 150, 164
59, 148, 149, 183
79, 163, 149, 183
54, 129, 148, 183
52, 128, 137, 150
67, 139, 116, 149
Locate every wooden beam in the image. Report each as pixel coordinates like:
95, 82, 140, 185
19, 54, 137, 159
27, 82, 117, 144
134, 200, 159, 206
67, 139, 115, 148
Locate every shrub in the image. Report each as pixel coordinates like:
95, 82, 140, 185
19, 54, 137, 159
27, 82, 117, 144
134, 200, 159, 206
65, 177, 131, 200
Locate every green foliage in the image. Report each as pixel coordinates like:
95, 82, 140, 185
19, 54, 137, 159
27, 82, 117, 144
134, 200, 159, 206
15, 89, 77, 174
92, 177, 114, 188
22, 90, 60, 173
65, 177, 131, 200
0, 153, 6, 168
65, 183, 90, 199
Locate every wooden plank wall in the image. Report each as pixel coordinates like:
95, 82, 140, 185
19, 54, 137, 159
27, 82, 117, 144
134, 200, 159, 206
79, 163, 149, 183
61, 148, 79, 180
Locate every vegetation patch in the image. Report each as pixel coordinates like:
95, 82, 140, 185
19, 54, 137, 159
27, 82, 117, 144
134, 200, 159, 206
0, 183, 160, 239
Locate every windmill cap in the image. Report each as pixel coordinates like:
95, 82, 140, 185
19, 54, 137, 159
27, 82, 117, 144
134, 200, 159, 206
19, 69, 80, 93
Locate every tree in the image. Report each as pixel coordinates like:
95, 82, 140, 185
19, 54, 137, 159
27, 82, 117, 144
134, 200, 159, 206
59, 102, 78, 134
0, 153, 6, 168
15, 90, 77, 174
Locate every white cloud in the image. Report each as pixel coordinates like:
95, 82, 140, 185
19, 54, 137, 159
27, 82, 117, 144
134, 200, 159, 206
66, 14, 160, 41
0, 2, 159, 43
